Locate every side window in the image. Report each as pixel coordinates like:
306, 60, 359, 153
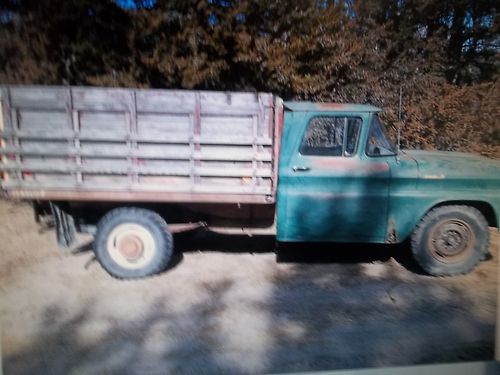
300, 116, 362, 157
366, 115, 396, 157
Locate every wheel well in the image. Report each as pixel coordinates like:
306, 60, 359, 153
432, 200, 498, 228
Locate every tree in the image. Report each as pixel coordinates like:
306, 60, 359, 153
0, 0, 498, 156
0, 0, 132, 85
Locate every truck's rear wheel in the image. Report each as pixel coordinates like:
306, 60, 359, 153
94, 207, 173, 279
411, 205, 489, 276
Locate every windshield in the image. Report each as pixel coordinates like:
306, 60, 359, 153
366, 115, 397, 157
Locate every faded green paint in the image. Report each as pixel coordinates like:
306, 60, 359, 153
284, 101, 381, 113
277, 105, 500, 243
390, 150, 500, 241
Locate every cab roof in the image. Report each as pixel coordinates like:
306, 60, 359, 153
284, 101, 381, 113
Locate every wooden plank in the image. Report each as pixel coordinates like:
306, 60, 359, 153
199, 91, 268, 116
0, 98, 3, 134
193, 92, 201, 185
129, 90, 139, 185
4, 187, 275, 204
0, 162, 128, 174
194, 151, 271, 162
0, 87, 12, 130
0, 161, 273, 178
67, 87, 82, 185
137, 113, 191, 134
135, 166, 272, 178
73, 110, 83, 184
0, 130, 273, 146
0, 87, 13, 183
79, 112, 128, 135
18, 110, 69, 132
8, 86, 68, 110
136, 150, 272, 162
199, 106, 263, 116
136, 89, 196, 113
0, 145, 120, 157
201, 115, 253, 137
197, 136, 272, 146
252, 114, 258, 191
72, 87, 131, 111
3, 179, 272, 194
0, 129, 122, 142
196, 167, 272, 178
0, 146, 273, 162
0, 93, 6, 182
11, 106, 22, 181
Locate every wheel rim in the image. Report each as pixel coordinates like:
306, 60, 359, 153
428, 219, 475, 263
106, 223, 156, 269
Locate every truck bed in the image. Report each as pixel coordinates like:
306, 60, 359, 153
0, 86, 282, 204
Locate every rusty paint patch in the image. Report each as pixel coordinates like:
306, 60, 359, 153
386, 218, 397, 243
316, 103, 349, 110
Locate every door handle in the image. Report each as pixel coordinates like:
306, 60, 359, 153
292, 166, 310, 172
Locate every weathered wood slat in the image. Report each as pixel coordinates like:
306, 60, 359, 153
72, 87, 132, 111
5, 188, 274, 204
0, 130, 125, 142
134, 135, 273, 146
136, 166, 272, 178
0, 162, 274, 178
2, 181, 273, 195
0, 162, 130, 174
8, 86, 68, 110
0, 146, 273, 162
0, 130, 273, 146
136, 90, 196, 114
0, 94, 6, 183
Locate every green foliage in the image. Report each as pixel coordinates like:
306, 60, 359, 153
0, 0, 498, 156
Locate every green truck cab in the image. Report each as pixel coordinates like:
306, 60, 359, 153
277, 102, 499, 276
1, 86, 498, 278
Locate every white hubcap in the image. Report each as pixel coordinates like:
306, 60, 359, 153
106, 223, 156, 269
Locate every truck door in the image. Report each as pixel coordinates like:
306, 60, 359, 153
277, 112, 392, 243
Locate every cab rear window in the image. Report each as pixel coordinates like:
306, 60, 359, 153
300, 116, 362, 157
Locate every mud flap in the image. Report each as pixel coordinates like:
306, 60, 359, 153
49, 202, 76, 248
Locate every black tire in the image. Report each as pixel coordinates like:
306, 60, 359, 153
94, 207, 173, 279
411, 205, 489, 276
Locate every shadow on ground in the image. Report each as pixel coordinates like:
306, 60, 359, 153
174, 229, 424, 274
5, 230, 495, 374
75, 229, 424, 274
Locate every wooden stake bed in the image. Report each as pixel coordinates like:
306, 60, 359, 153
0, 86, 283, 204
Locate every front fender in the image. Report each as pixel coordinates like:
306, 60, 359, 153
390, 194, 499, 242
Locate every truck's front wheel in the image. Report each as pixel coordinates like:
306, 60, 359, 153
411, 205, 489, 276
94, 207, 173, 279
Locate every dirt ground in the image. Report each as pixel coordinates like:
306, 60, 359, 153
0, 199, 498, 374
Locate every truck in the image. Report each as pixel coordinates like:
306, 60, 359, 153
1, 85, 499, 279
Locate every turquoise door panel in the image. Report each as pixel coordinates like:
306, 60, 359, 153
277, 112, 391, 242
